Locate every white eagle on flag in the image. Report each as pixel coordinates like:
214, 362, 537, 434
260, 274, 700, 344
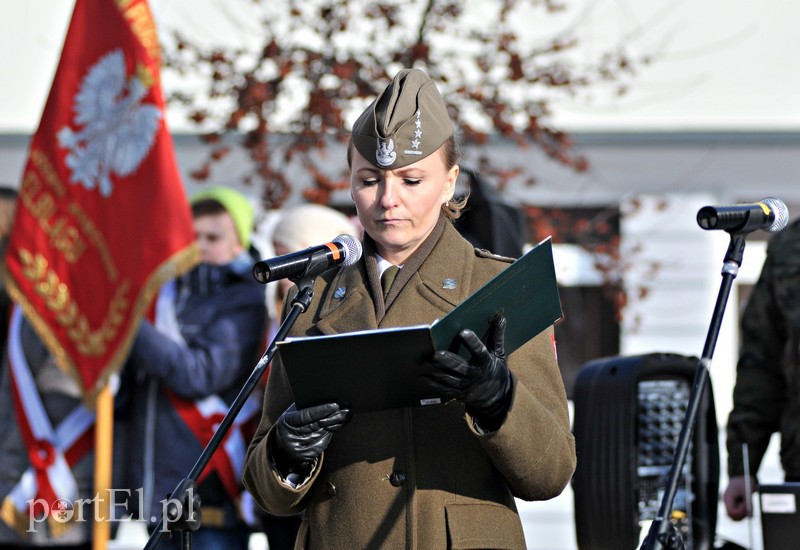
58, 48, 162, 197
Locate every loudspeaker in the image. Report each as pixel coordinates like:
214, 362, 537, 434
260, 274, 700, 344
572, 353, 719, 550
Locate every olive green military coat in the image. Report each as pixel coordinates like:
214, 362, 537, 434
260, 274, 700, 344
243, 221, 576, 549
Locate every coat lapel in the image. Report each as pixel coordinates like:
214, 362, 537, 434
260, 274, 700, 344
315, 261, 379, 335
311, 222, 480, 334
382, 223, 476, 327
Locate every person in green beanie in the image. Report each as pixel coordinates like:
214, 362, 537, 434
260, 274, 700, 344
121, 185, 266, 549
244, 69, 575, 549
191, 185, 255, 263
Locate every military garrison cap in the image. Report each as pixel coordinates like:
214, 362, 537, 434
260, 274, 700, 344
351, 68, 454, 170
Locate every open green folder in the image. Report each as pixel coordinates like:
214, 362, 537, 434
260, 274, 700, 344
276, 237, 562, 414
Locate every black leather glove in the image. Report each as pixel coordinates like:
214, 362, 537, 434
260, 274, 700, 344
270, 402, 349, 476
423, 315, 512, 432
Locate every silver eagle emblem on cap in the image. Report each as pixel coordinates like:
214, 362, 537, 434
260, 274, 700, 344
376, 138, 397, 167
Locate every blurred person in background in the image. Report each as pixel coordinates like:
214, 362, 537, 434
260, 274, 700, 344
268, 203, 361, 333
724, 217, 800, 520
0, 186, 111, 548
0, 186, 17, 349
121, 186, 266, 548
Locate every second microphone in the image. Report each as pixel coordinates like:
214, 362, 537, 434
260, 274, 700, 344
253, 234, 363, 284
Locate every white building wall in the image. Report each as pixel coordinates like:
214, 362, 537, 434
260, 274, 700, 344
620, 193, 738, 426
554, 191, 770, 428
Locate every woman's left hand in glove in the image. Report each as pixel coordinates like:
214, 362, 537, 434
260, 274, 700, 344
422, 315, 512, 431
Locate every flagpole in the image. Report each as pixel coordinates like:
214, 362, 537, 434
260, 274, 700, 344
93, 384, 114, 550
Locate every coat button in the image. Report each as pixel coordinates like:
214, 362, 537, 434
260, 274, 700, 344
326, 481, 337, 496
389, 471, 405, 487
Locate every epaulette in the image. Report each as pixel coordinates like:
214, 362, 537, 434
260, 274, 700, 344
474, 248, 515, 264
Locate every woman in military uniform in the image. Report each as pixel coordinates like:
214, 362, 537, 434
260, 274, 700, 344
243, 68, 576, 549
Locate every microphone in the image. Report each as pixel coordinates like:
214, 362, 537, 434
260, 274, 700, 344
697, 197, 789, 233
253, 234, 362, 284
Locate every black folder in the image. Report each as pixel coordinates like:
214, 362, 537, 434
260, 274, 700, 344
760, 483, 800, 550
276, 237, 562, 413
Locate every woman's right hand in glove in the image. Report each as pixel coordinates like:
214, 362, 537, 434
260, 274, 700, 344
270, 402, 350, 475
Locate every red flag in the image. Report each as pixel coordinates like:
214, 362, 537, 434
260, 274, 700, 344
5, 0, 198, 402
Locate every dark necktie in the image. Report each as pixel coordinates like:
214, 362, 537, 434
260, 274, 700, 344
381, 265, 400, 299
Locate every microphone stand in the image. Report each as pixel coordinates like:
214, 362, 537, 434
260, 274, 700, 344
641, 231, 748, 550
144, 275, 319, 549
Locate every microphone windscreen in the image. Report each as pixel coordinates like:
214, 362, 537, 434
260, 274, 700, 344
333, 234, 363, 266
762, 197, 790, 232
